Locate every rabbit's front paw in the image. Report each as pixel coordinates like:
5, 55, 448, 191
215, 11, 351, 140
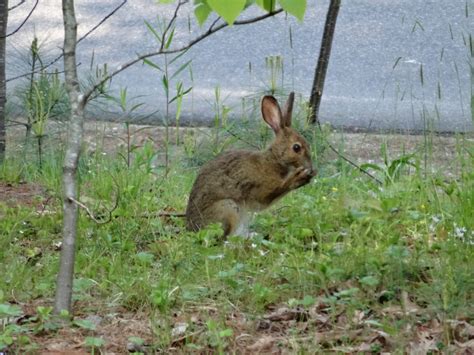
289, 167, 314, 189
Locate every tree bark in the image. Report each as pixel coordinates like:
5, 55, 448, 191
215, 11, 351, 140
308, 0, 341, 124
0, 0, 8, 163
54, 0, 85, 314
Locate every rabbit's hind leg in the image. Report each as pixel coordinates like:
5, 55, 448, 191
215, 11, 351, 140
208, 199, 243, 237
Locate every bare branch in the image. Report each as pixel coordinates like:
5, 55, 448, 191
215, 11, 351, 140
327, 142, 383, 184
2, 0, 39, 38
159, 0, 188, 51
6, 119, 30, 128
67, 169, 120, 225
68, 192, 120, 224
68, 197, 104, 224
78, 0, 127, 45
6, 0, 127, 82
208, 17, 221, 32
315, 121, 383, 185
37, 195, 54, 216
158, 211, 186, 217
8, 0, 26, 11
84, 8, 284, 102
224, 127, 260, 149
140, 211, 187, 218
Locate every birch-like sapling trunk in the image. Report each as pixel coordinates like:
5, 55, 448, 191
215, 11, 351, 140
0, 0, 8, 163
54, 0, 86, 314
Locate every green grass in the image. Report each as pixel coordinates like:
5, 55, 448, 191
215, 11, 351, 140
0, 126, 473, 353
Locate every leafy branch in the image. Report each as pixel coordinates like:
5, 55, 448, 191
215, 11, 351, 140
83, 8, 284, 102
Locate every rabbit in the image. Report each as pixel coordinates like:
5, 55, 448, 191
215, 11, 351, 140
186, 92, 316, 237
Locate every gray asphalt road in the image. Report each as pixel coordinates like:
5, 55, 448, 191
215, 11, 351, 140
7, 0, 473, 132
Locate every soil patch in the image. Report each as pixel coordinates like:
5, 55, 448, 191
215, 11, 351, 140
7, 120, 471, 178
0, 182, 49, 209
10, 297, 474, 354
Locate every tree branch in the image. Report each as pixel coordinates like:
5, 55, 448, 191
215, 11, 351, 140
159, 0, 187, 51
8, 0, 25, 11
77, 0, 127, 45
83, 8, 284, 102
68, 192, 120, 224
2, 0, 39, 38
308, 0, 340, 124
326, 141, 383, 184
6, 0, 127, 82
316, 121, 383, 185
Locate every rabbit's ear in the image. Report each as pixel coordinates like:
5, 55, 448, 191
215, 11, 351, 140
281, 92, 295, 127
261, 95, 283, 133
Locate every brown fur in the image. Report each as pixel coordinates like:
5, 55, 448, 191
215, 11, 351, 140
186, 93, 316, 237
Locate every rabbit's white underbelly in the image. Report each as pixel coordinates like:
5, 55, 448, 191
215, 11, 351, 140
234, 205, 255, 237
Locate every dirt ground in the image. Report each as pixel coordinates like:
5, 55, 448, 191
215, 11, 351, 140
6, 119, 471, 173
6, 291, 474, 353
0, 182, 49, 210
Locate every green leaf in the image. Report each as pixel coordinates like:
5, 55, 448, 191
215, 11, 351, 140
165, 27, 175, 49
335, 287, 359, 298
128, 336, 145, 345
299, 227, 313, 238
85, 337, 106, 348
169, 48, 190, 65
194, 0, 212, 26
218, 328, 233, 337
130, 102, 145, 112
119, 88, 127, 111
170, 59, 193, 80
136, 252, 154, 264
144, 20, 162, 43
386, 245, 409, 259
278, 0, 306, 21
143, 58, 163, 72
360, 276, 380, 287
287, 298, 299, 307
365, 319, 383, 327
256, 0, 275, 12
207, 0, 246, 25
73, 319, 97, 330
162, 75, 169, 95
169, 86, 192, 104
0, 304, 22, 317
0, 335, 14, 348
302, 295, 316, 307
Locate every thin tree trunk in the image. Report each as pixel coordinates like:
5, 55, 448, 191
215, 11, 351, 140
37, 134, 43, 171
0, 0, 8, 163
308, 0, 341, 124
54, 0, 85, 314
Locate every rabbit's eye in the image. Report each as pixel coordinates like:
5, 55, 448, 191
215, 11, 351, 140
292, 143, 301, 153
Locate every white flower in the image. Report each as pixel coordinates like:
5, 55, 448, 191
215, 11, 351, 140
454, 226, 467, 239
